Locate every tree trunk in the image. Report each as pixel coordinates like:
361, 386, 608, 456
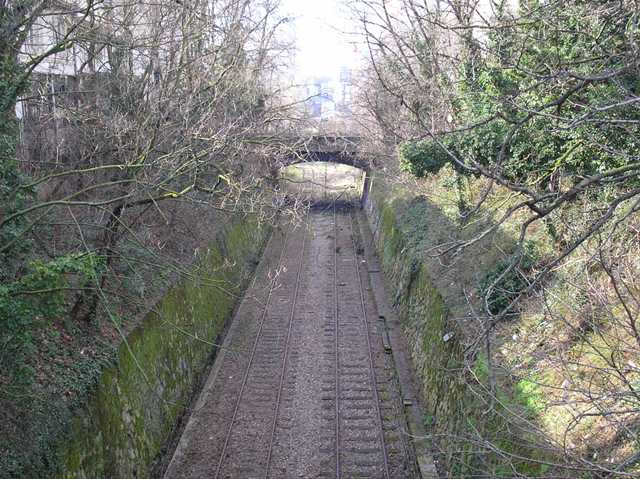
70, 204, 124, 322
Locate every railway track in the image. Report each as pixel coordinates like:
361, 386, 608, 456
164, 209, 416, 479
316, 206, 394, 479
213, 225, 307, 478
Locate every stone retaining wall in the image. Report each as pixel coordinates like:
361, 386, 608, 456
57, 216, 270, 478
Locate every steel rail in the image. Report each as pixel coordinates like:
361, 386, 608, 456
264, 223, 308, 478
214, 227, 293, 479
348, 211, 391, 479
333, 203, 342, 478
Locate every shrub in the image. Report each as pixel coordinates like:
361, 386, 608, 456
479, 242, 538, 315
398, 137, 455, 177
0, 253, 105, 382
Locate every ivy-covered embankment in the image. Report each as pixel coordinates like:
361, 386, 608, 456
363, 174, 552, 477
35, 217, 268, 478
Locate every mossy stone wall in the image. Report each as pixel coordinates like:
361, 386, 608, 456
57, 216, 269, 478
364, 179, 470, 474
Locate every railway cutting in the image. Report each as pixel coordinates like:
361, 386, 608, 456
163, 208, 418, 479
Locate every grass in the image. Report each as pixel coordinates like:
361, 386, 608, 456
515, 376, 546, 416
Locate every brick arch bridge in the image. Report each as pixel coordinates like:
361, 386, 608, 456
278, 135, 372, 205
283, 135, 368, 170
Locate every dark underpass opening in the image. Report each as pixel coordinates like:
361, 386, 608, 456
278, 161, 367, 207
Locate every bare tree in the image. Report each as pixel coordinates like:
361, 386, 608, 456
0, 0, 297, 380
350, 0, 640, 476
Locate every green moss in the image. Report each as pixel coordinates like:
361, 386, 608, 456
51, 215, 269, 478
367, 184, 471, 472
365, 177, 554, 477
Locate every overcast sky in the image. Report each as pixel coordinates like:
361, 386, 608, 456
281, 0, 360, 80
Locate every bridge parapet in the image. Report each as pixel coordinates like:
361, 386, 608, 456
246, 134, 369, 170
290, 135, 361, 153
285, 135, 367, 170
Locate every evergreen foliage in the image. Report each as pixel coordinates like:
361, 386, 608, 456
479, 243, 538, 315
399, 1, 640, 190
0, 253, 105, 382
398, 138, 454, 177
